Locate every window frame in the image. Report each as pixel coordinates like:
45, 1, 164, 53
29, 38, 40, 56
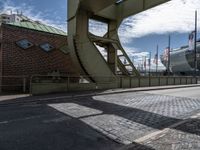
39, 42, 55, 52
16, 39, 34, 50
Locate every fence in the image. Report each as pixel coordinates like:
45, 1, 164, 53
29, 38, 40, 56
30, 75, 198, 95
0, 76, 28, 94
119, 76, 197, 88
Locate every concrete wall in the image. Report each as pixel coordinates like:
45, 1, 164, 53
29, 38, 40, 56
31, 76, 198, 95
31, 83, 68, 95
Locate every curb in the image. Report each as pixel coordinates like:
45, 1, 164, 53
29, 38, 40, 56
0, 84, 200, 106
100, 84, 200, 95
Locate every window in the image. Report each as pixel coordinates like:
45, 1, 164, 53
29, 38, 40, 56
59, 45, 69, 54
116, 0, 124, 4
16, 39, 33, 49
40, 43, 54, 52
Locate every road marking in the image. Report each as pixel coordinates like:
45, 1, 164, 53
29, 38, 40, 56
134, 113, 200, 143
0, 115, 47, 125
0, 121, 9, 124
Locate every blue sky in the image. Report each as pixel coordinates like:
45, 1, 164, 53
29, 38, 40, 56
0, 0, 67, 30
0, 0, 200, 70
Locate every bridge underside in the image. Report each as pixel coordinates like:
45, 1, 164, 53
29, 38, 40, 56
68, 0, 170, 84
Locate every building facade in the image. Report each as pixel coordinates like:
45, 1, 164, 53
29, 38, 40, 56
0, 13, 32, 25
0, 21, 78, 92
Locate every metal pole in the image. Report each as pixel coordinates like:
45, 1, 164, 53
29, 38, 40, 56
149, 52, 151, 76
145, 56, 147, 76
194, 10, 198, 77
149, 52, 151, 86
156, 45, 159, 75
168, 35, 171, 76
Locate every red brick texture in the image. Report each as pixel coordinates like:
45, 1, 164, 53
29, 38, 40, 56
0, 24, 79, 92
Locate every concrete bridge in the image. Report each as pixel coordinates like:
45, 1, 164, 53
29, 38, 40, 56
67, 0, 170, 85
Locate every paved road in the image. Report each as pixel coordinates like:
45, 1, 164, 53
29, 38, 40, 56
1, 86, 200, 150
0, 104, 121, 150
142, 86, 200, 99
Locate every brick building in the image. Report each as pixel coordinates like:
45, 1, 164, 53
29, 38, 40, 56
0, 21, 78, 92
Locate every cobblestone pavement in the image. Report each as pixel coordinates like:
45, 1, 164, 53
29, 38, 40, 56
49, 92, 200, 148
145, 118, 200, 150
123, 117, 200, 150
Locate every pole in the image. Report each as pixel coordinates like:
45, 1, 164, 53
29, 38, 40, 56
194, 10, 198, 77
168, 35, 171, 76
141, 59, 143, 72
149, 52, 151, 76
144, 56, 147, 76
149, 52, 151, 86
156, 45, 159, 75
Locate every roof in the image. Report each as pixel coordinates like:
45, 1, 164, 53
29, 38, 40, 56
6, 21, 67, 36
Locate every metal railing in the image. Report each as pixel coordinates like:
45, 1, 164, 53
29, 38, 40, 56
0, 76, 28, 93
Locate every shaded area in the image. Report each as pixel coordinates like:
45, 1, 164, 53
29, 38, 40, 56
174, 118, 200, 136
137, 119, 200, 150
0, 91, 105, 106
0, 104, 154, 150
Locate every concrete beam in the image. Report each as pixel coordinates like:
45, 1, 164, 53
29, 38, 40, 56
95, 0, 170, 22
116, 0, 170, 20
80, 0, 116, 13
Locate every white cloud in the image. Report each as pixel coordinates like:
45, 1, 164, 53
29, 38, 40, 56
88, 0, 200, 70
0, 0, 67, 31
119, 0, 200, 38
89, 19, 108, 37
2, 0, 199, 38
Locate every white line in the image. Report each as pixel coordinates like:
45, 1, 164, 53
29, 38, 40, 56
0, 115, 47, 124
134, 113, 200, 143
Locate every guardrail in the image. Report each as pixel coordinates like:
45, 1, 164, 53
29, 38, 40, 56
0, 76, 28, 93
30, 75, 198, 95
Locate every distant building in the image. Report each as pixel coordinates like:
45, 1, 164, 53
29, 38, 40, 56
0, 21, 78, 92
0, 13, 32, 24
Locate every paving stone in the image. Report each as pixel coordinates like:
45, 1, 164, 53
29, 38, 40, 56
49, 103, 102, 118
49, 92, 200, 147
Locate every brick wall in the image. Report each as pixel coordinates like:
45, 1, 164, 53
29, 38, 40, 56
0, 24, 79, 92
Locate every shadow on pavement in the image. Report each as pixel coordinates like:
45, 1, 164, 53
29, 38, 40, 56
0, 103, 154, 150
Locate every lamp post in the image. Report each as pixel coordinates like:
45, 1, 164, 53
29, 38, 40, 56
156, 45, 159, 75
168, 35, 171, 76
194, 10, 198, 77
